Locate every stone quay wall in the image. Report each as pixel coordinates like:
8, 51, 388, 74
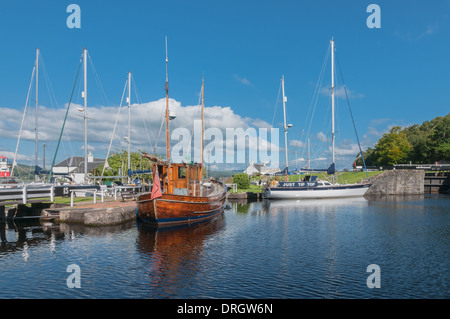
365, 169, 425, 196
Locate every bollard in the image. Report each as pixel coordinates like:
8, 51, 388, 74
71, 191, 74, 207
22, 185, 28, 205
101, 189, 104, 202
50, 185, 54, 202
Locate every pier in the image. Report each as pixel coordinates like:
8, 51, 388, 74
42, 200, 137, 226
1, 183, 147, 224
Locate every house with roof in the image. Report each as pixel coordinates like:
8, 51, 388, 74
53, 151, 104, 184
244, 160, 281, 176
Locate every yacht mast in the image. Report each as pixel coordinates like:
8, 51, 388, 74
35, 49, 39, 182
83, 48, 88, 181
331, 39, 335, 183
281, 76, 288, 171
127, 71, 131, 184
307, 137, 310, 169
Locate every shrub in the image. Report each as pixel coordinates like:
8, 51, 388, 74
233, 173, 250, 189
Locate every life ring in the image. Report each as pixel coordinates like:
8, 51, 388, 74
270, 180, 278, 187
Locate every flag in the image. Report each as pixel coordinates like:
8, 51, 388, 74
150, 170, 162, 200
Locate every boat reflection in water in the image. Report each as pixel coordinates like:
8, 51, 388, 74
136, 215, 225, 295
263, 197, 369, 214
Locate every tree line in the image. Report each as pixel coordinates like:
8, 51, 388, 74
92, 150, 153, 180
356, 113, 450, 166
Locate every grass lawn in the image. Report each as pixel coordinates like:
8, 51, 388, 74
231, 184, 264, 193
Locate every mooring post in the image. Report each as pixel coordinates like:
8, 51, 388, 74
70, 190, 74, 207
22, 185, 28, 205
50, 184, 54, 202
101, 189, 104, 202
94, 190, 97, 204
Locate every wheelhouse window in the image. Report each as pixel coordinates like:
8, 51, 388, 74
178, 167, 186, 178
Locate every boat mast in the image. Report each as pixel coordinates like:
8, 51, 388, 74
331, 39, 335, 183
127, 71, 131, 184
201, 78, 204, 170
35, 48, 39, 182
281, 75, 288, 173
83, 48, 88, 182
165, 37, 170, 163
306, 137, 310, 169
164, 36, 173, 194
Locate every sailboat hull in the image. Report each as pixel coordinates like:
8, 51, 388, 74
136, 180, 227, 227
265, 183, 370, 199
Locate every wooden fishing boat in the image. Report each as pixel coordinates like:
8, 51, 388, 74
136, 38, 227, 227
136, 155, 227, 226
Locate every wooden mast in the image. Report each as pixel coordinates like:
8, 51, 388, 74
165, 37, 170, 164
201, 78, 204, 179
164, 36, 173, 194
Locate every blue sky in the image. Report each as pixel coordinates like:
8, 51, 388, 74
0, 0, 449, 171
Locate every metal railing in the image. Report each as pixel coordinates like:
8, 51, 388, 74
0, 184, 54, 205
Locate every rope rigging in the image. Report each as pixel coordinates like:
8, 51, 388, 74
334, 50, 369, 178
47, 53, 84, 181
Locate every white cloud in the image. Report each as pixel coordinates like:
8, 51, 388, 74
0, 98, 280, 167
317, 131, 328, 142
333, 142, 361, 156
289, 139, 305, 148
320, 86, 364, 99
233, 74, 254, 87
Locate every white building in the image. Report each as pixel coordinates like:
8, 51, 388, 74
53, 151, 104, 184
244, 161, 281, 176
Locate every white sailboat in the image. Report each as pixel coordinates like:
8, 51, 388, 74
265, 39, 371, 200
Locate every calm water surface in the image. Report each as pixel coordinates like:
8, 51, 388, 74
0, 194, 448, 299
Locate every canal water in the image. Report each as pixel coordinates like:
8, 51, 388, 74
0, 194, 448, 299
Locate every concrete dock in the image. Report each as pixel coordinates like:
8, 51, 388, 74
43, 200, 137, 226
227, 192, 263, 200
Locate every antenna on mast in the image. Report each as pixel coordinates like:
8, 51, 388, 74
165, 36, 171, 164
165, 36, 169, 93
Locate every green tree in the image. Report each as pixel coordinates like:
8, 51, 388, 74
356, 147, 376, 166
429, 114, 450, 162
435, 141, 450, 161
93, 150, 153, 181
358, 113, 450, 165
374, 126, 412, 166
233, 173, 250, 189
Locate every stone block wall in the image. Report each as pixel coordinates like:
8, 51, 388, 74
365, 169, 424, 196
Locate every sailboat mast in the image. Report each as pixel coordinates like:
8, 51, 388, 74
331, 39, 335, 182
35, 48, 39, 182
83, 48, 88, 180
281, 75, 288, 171
165, 37, 170, 163
307, 138, 310, 169
127, 71, 131, 184
201, 78, 204, 168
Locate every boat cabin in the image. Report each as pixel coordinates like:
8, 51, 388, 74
154, 162, 203, 196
